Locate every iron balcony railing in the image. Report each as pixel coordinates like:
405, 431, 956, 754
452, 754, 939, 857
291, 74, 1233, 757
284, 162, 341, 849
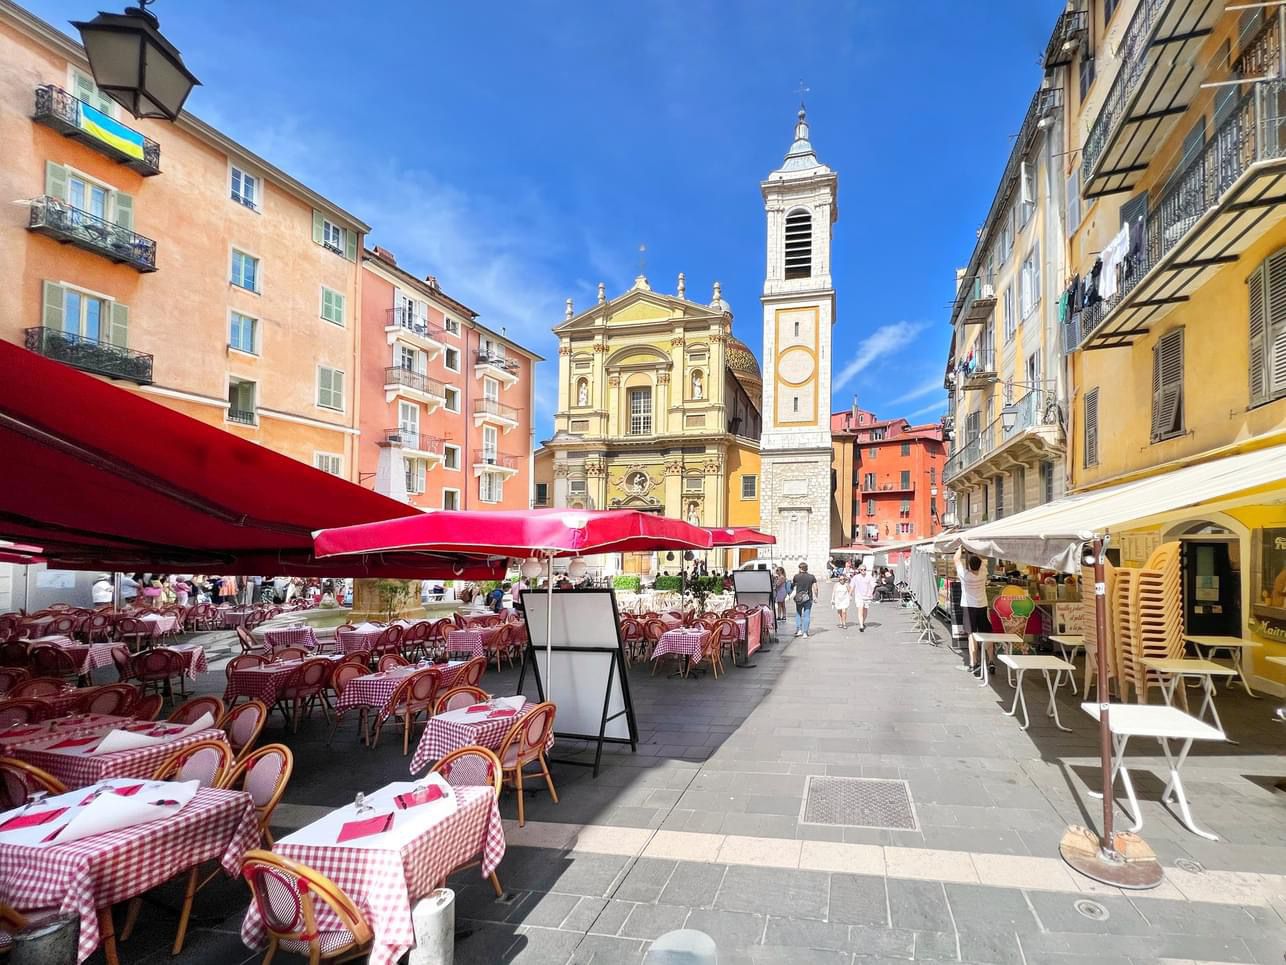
955, 346, 996, 388
384, 366, 446, 398
474, 397, 520, 422
1068, 78, 1286, 351
28, 197, 157, 272
962, 274, 997, 325
1044, 8, 1087, 69
227, 409, 256, 425
475, 350, 518, 373
24, 325, 153, 384
384, 428, 445, 454
1082, 0, 1170, 184
386, 308, 446, 341
475, 451, 520, 470
32, 85, 161, 175
1233, 10, 1282, 79
944, 392, 1056, 479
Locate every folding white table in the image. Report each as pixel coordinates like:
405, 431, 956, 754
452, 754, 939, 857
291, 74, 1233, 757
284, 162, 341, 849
1184, 635, 1262, 698
1047, 634, 1084, 694
1081, 703, 1226, 840
970, 632, 1024, 687
1140, 657, 1237, 740
998, 654, 1075, 731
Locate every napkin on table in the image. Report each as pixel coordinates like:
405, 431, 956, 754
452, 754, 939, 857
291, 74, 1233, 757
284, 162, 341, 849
336, 813, 393, 843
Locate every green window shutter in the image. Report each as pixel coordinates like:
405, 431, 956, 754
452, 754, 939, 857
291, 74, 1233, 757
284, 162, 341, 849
1249, 262, 1267, 404
312, 210, 324, 245
344, 229, 357, 262
334, 292, 345, 324
1267, 249, 1286, 397
73, 71, 95, 105
42, 281, 64, 330
44, 161, 68, 202
107, 302, 129, 346
1150, 329, 1184, 442
113, 191, 134, 230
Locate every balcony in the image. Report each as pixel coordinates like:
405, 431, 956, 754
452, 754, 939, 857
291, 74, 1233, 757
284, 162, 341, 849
474, 350, 519, 388
32, 85, 161, 176
1043, 9, 1087, 70
227, 409, 256, 426
28, 197, 157, 272
1080, 0, 1221, 198
943, 391, 1063, 486
383, 427, 445, 463
384, 308, 445, 356
955, 347, 996, 391
1068, 77, 1286, 352
861, 481, 916, 495
383, 367, 446, 409
472, 450, 521, 478
473, 397, 520, 432
24, 325, 153, 384
961, 276, 996, 326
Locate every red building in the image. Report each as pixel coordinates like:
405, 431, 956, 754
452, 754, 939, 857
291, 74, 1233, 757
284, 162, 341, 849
831, 407, 946, 554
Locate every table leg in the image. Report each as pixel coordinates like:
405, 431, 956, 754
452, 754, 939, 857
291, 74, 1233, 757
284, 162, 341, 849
1230, 648, 1260, 699
1159, 673, 1178, 707
1058, 645, 1079, 695
97, 906, 120, 965
1003, 669, 1029, 728
1158, 737, 1218, 840
1087, 735, 1142, 832
1042, 671, 1072, 732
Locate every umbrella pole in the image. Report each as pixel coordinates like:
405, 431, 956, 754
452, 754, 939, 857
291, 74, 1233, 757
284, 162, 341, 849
545, 553, 554, 703
1059, 535, 1162, 889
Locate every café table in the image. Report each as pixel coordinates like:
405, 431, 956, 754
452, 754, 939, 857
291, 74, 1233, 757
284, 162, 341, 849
241, 779, 505, 965
0, 779, 258, 964
445, 628, 494, 661
1047, 634, 1085, 695
336, 624, 386, 654
12, 724, 230, 790
137, 612, 179, 638
998, 654, 1075, 731
262, 625, 320, 651
0, 715, 134, 755
409, 697, 534, 772
217, 607, 255, 629
652, 627, 710, 677
1081, 702, 1226, 841
1185, 635, 1263, 698
224, 654, 342, 707
335, 661, 470, 738
969, 632, 1025, 688
1141, 657, 1237, 739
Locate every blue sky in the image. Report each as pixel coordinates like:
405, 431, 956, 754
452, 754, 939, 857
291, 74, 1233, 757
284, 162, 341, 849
30, 0, 1064, 430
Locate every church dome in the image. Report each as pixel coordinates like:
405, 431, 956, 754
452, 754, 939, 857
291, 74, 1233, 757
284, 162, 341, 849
726, 335, 762, 388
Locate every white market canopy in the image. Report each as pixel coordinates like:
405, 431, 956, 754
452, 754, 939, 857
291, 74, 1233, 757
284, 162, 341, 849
933, 442, 1286, 573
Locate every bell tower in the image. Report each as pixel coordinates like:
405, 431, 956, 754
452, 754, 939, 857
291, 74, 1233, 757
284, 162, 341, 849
759, 107, 838, 572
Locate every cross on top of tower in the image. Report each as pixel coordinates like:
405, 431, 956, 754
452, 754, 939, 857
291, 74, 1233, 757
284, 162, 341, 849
795, 80, 810, 110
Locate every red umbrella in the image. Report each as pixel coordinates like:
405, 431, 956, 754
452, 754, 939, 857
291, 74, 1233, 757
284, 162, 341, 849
705, 527, 776, 547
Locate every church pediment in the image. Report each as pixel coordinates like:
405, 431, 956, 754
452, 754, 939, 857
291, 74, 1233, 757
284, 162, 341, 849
605, 344, 670, 368
556, 285, 721, 333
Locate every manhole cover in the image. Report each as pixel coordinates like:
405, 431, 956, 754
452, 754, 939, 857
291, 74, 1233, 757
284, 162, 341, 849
798, 776, 918, 830
1174, 858, 1204, 875
1073, 899, 1109, 921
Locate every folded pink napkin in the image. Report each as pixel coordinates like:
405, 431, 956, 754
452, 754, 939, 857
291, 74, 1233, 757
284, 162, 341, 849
78, 783, 144, 805
0, 727, 42, 739
487, 709, 517, 719
0, 807, 67, 832
48, 736, 98, 750
394, 785, 445, 810
466, 704, 491, 713
336, 813, 393, 842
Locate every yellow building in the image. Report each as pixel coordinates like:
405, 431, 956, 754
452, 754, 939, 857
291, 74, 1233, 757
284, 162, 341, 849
1055, 1, 1286, 688
535, 274, 762, 574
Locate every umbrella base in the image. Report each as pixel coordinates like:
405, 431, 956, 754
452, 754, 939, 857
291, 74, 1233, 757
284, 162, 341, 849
1058, 825, 1163, 890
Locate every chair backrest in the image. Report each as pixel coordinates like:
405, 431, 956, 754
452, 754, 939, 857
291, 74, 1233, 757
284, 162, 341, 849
133, 647, 177, 679
227, 653, 266, 679
218, 699, 268, 757
114, 617, 147, 638
428, 618, 453, 642
452, 612, 466, 629
374, 625, 403, 653
643, 620, 667, 642
9, 677, 65, 699
330, 663, 368, 696
222, 743, 292, 813
0, 757, 67, 809
435, 685, 489, 715
335, 623, 355, 634
712, 618, 739, 643
273, 646, 308, 663
339, 650, 371, 669
47, 615, 77, 635
499, 702, 556, 767
460, 656, 487, 687
408, 667, 442, 705
84, 613, 112, 637
77, 683, 137, 716
152, 738, 233, 787
0, 667, 30, 694
0, 642, 28, 666
241, 850, 372, 954
29, 646, 78, 678
432, 745, 502, 795
0, 699, 49, 726
378, 653, 409, 672
110, 645, 132, 681
168, 695, 225, 725
291, 658, 331, 692
235, 626, 261, 654
133, 692, 164, 720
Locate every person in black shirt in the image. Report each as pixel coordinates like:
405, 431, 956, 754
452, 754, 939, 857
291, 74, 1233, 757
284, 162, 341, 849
791, 563, 819, 638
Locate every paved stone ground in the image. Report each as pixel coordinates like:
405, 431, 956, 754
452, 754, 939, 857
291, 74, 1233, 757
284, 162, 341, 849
77, 592, 1286, 964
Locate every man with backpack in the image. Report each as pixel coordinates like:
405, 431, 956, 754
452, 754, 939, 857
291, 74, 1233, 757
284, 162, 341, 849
791, 562, 818, 638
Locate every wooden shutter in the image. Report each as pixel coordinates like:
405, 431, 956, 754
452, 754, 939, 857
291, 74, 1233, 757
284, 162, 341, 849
344, 229, 358, 262
1266, 249, 1286, 396
1150, 329, 1184, 442
41, 281, 64, 330
1083, 388, 1099, 467
1249, 260, 1267, 404
312, 210, 324, 245
44, 161, 67, 202
113, 191, 133, 230
107, 302, 128, 346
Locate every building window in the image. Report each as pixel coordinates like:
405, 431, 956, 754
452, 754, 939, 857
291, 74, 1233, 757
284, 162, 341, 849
1083, 388, 1099, 467
534, 482, 549, 506
405, 458, 426, 494
898, 522, 912, 535
1079, 56, 1095, 102
627, 386, 652, 435
1020, 243, 1040, 319
71, 68, 114, 114
41, 282, 123, 344
683, 474, 703, 493
230, 166, 258, 210
1247, 247, 1286, 406
865, 499, 875, 516
313, 452, 342, 476
397, 401, 419, 436
741, 475, 757, 499
1104, 0, 1119, 24
792, 396, 800, 413
1041, 461, 1055, 503
317, 366, 344, 411
784, 208, 812, 279
399, 346, 418, 372
929, 467, 936, 485
900, 470, 911, 489
1150, 328, 1185, 442
1014, 466, 1027, 514
442, 488, 459, 511
321, 287, 345, 326
569, 479, 587, 496
227, 378, 256, 425
444, 444, 460, 470
445, 347, 460, 372
1003, 284, 1015, 341
229, 311, 257, 354
444, 387, 460, 412
868, 448, 877, 459
1019, 160, 1036, 227
444, 316, 460, 335
981, 483, 990, 522
899, 500, 910, 517
231, 249, 259, 292
900, 442, 911, 456
862, 472, 875, 489
1067, 170, 1081, 236
480, 472, 503, 504
313, 210, 355, 260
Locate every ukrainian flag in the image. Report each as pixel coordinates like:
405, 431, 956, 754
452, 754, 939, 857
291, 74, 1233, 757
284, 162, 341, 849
79, 103, 145, 162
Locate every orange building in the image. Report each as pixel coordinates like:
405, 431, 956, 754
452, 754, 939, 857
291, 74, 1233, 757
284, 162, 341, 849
831, 407, 946, 553
0, 1, 368, 477
359, 247, 540, 510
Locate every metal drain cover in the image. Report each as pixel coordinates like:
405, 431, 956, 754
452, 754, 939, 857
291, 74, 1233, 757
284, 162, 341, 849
1074, 899, 1109, 921
799, 776, 918, 831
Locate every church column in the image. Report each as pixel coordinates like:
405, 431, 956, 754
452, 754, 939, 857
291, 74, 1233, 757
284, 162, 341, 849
657, 371, 672, 433
663, 458, 683, 524
556, 342, 572, 427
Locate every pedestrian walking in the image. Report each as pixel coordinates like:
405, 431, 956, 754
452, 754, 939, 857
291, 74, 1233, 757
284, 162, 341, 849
850, 564, 876, 632
791, 562, 818, 638
954, 547, 993, 676
832, 575, 852, 629
772, 566, 788, 621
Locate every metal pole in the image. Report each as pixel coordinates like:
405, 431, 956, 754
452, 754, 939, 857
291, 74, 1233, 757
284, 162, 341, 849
1091, 536, 1116, 853
545, 553, 554, 702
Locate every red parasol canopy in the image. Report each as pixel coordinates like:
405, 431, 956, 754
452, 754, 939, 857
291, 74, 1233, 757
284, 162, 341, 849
315, 508, 715, 560
705, 527, 776, 547
0, 340, 502, 580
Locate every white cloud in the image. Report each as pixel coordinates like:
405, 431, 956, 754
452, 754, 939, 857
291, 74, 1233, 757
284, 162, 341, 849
833, 322, 926, 392
887, 376, 945, 407
906, 398, 946, 420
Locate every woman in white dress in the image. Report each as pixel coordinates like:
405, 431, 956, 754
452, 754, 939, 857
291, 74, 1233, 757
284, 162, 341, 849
832, 576, 853, 630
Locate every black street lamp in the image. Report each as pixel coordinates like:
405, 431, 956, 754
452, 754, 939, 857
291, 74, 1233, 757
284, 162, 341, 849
73, 0, 200, 121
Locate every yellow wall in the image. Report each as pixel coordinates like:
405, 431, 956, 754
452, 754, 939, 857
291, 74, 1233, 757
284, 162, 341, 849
1227, 504, 1286, 686
724, 441, 761, 528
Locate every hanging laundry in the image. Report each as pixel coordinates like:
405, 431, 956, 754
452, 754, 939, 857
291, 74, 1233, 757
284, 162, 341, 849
1098, 222, 1131, 300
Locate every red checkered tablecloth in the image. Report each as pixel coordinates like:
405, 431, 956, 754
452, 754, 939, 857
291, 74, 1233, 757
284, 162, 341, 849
0, 715, 132, 755
224, 661, 298, 706
336, 663, 471, 725
240, 786, 505, 965
137, 613, 179, 637
336, 626, 385, 654
410, 699, 535, 773
262, 625, 319, 651
0, 786, 258, 963
652, 628, 710, 664
11, 727, 231, 790
445, 629, 493, 660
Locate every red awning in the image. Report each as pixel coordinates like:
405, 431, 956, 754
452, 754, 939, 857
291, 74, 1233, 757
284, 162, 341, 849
705, 527, 776, 547
0, 340, 503, 579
